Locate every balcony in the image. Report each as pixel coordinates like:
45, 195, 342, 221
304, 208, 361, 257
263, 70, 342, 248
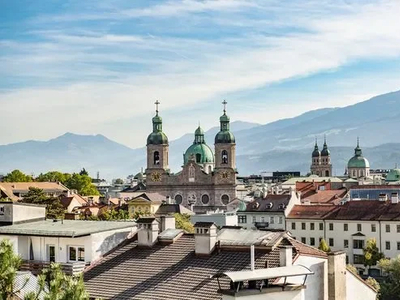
254, 222, 269, 230
20, 260, 86, 276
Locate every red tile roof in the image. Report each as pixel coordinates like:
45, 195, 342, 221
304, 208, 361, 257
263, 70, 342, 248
301, 190, 347, 205
287, 205, 338, 219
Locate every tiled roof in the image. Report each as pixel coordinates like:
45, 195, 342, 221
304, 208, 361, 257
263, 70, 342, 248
83, 232, 322, 300
129, 192, 165, 204
288, 237, 328, 258
287, 205, 338, 219
350, 185, 400, 190
301, 190, 347, 205
244, 195, 291, 212
155, 204, 194, 216
296, 181, 331, 193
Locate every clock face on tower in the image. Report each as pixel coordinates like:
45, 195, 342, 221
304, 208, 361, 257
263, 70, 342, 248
219, 171, 230, 181
151, 171, 162, 182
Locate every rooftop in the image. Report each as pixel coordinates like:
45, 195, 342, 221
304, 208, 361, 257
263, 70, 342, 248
128, 192, 165, 204
243, 194, 291, 213
300, 189, 347, 205
0, 219, 136, 237
283, 176, 343, 185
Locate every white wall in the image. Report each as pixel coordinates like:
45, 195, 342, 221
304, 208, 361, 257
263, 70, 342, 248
346, 271, 376, 300
191, 213, 238, 227
222, 289, 304, 300
238, 212, 285, 230
0, 235, 19, 253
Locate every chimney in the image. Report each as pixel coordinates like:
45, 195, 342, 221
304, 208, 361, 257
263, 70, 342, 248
279, 245, 293, 267
391, 193, 399, 204
328, 251, 347, 300
137, 218, 159, 247
194, 222, 217, 256
160, 215, 175, 232
379, 193, 387, 201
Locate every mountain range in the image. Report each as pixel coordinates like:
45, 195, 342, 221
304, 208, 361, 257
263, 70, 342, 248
1, 90, 400, 178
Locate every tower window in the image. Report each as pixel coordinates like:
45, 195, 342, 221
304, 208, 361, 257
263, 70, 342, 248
154, 151, 160, 165
196, 153, 201, 163
221, 150, 228, 164
201, 194, 210, 205
189, 165, 195, 182
174, 194, 183, 205
325, 170, 330, 177
221, 194, 230, 205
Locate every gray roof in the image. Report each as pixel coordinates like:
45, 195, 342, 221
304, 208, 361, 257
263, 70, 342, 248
217, 228, 285, 247
0, 219, 136, 237
14, 271, 46, 299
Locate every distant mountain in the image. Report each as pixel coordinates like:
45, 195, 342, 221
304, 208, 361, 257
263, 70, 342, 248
1, 91, 400, 178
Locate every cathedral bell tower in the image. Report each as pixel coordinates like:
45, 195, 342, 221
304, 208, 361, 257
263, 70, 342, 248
145, 101, 169, 182
214, 100, 236, 171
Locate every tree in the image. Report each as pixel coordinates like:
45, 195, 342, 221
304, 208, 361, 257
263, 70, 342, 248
318, 239, 331, 252
347, 264, 358, 275
174, 213, 194, 233
0, 239, 22, 300
36, 171, 71, 184
364, 238, 385, 269
114, 178, 124, 185
79, 168, 89, 176
65, 173, 100, 196
378, 255, 400, 300
365, 277, 380, 293
100, 207, 129, 221
20, 187, 65, 219
3, 170, 32, 182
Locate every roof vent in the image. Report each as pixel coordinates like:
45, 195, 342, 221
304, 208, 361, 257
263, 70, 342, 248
266, 202, 273, 209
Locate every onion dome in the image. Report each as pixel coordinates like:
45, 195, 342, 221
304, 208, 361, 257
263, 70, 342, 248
348, 139, 370, 168
215, 100, 235, 144
386, 167, 400, 182
321, 137, 330, 156
147, 100, 169, 145
312, 140, 320, 157
184, 126, 214, 164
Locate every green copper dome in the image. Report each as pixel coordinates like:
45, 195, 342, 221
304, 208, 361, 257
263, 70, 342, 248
215, 101, 235, 144
146, 104, 169, 145
348, 141, 369, 168
184, 126, 214, 165
386, 168, 400, 182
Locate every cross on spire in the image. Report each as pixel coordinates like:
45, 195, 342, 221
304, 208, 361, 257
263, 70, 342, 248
222, 100, 227, 113
357, 136, 360, 147
155, 100, 160, 115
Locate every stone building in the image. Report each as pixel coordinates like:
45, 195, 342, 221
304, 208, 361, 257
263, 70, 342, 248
310, 137, 332, 177
145, 101, 237, 213
347, 139, 370, 179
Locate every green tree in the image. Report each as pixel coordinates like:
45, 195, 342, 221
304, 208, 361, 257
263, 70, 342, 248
65, 174, 99, 196
114, 178, 124, 185
79, 168, 89, 176
364, 238, 385, 269
0, 239, 22, 300
365, 277, 380, 293
347, 264, 358, 275
3, 170, 32, 182
20, 187, 65, 219
174, 213, 194, 233
378, 255, 400, 300
318, 239, 331, 252
36, 172, 71, 184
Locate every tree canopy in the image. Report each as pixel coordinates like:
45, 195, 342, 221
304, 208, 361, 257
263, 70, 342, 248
0, 239, 21, 300
379, 255, 400, 300
174, 213, 194, 233
20, 187, 65, 219
3, 170, 33, 182
363, 238, 385, 268
318, 239, 331, 252
36, 171, 71, 184
64, 173, 99, 196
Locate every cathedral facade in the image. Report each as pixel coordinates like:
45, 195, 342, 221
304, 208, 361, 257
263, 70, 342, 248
145, 101, 237, 213
310, 138, 332, 177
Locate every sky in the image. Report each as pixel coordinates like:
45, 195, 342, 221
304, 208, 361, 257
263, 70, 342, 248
2, 0, 400, 148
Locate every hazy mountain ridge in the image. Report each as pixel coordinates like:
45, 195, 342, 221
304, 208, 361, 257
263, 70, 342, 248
1, 91, 400, 178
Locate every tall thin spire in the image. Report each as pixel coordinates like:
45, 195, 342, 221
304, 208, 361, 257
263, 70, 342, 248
315, 136, 318, 146
357, 136, 360, 147
324, 134, 327, 145
155, 100, 160, 116
222, 99, 227, 114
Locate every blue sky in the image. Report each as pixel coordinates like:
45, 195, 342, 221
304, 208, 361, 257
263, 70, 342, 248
1, 0, 400, 148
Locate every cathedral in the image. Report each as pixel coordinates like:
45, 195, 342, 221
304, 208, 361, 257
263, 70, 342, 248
310, 137, 332, 177
145, 100, 237, 213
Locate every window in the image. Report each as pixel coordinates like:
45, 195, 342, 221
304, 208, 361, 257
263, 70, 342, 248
354, 254, 364, 264
301, 223, 306, 230
238, 215, 247, 224
353, 240, 365, 249
47, 245, 55, 262
189, 165, 195, 182
153, 151, 160, 165
310, 237, 315, 246
319, 223, 323, 230
357, 224, 362, 231
221, 194, 230, 205
174, 194, 183, 205
0, 206, 4, 215
252, 216, 256, 223
201, 194, 210, 205
69, 246, 76, 261
301, 237, 306, 244
279, 216, 283, 224
344, 240, 349, 248
329, 238, 334, 247
371, 224, 376, 232
397, 225, 400, 233
261, 217, 265, 223
386, 224, 391, 233
78, 247, 85, 261
346, 255, 349, 264
270, 217, 275, 224
195, 153, 202, 163
386, 241, 391, 250
319, 237, 323, 242
344, 224, 348, 231
397, 242, 400, 251
221, 150, 228, 164
310, 223, 315, 230
291, 222, 296, 230
329, 223, 333, 231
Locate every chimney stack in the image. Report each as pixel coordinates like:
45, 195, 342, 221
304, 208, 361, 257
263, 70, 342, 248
328, 251, 347, 300
279, 245, 293, 267
137, 218, 159, 247
194, 222, 217, 256
160, 215, 175, 232
391, 193, 399, 204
